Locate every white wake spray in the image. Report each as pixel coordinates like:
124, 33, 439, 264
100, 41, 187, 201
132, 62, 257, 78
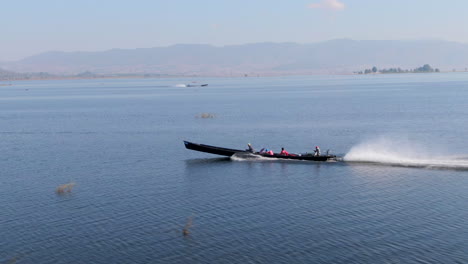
344, 136, 468, 169
230, 152, 278, 161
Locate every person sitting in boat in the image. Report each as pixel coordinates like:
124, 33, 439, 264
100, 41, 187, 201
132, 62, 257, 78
261, 148, 274, 155
247, 143, 254, 153
314, 146, 321, 156
280, 147, 289, 156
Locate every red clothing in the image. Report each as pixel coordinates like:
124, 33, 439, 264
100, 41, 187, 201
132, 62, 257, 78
280, 150, 289, 155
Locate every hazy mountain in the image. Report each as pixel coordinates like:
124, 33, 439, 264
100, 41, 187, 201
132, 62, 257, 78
2, 39, 468, 76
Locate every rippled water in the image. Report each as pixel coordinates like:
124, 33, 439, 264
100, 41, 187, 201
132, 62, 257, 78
1, 75, 468, 263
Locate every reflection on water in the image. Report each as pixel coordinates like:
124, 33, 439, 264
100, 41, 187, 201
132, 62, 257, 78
184, 157, 232, 165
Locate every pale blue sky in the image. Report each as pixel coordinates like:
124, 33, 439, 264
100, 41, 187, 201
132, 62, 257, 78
2, 0, 468, 61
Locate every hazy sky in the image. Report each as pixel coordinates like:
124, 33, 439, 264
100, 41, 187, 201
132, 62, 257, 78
2, 0, 468, 61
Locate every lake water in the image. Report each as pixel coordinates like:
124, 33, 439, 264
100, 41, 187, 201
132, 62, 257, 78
1, 74, 467, 263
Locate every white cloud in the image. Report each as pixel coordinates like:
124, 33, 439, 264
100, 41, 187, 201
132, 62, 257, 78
308, 0, 345, 10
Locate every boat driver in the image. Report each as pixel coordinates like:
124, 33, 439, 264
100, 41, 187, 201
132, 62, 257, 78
314, 146, 321, 156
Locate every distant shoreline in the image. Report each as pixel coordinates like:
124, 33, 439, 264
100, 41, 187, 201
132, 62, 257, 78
0, 74, 196, 82
0, 71, 464, 83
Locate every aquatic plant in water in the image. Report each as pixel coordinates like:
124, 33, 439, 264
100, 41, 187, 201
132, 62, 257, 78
196, 113, 216, 118
182, 216, 193, 236
56, 182, 76, 194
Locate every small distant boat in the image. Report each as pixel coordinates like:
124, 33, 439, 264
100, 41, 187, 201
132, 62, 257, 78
187, 84, 208, 87
183, 141, 336, 161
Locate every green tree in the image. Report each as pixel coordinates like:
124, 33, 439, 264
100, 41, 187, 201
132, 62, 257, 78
422, 64, 433, 72
372, 66, 377, 73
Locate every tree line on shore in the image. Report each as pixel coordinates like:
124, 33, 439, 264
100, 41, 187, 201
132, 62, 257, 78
0, 68, 173, 81
357, 64, 440, 74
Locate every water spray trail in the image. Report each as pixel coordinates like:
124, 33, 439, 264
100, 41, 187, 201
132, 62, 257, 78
343, 136, 468, 169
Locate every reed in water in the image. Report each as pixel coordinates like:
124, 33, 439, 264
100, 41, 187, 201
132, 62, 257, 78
196, 113, 216, 118
182, 216, 193, 236
56, 182, 76, 194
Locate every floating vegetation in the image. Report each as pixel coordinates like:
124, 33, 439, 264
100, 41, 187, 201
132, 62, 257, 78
56, 182, 76, 194
182, 216, 193, 236
196, 113, 216, 119
6, 256, 18, 264
4, 252, 28, 264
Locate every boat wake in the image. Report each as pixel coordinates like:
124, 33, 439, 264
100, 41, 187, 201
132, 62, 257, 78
230, 152, 277, 161
230, 152, 337, 163
344, 136, 468, 170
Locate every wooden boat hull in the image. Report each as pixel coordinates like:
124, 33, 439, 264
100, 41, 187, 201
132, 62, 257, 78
184, 141, 336, 161
184, 141, 243, 156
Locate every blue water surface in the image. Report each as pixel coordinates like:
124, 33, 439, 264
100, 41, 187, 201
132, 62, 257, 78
1, 74, 467, 263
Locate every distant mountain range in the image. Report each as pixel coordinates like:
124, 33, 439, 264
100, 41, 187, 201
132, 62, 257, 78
2, 39, 468, 77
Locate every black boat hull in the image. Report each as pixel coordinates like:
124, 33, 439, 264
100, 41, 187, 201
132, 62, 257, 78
184, 141, 243, 156
184, 141, 336, 161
